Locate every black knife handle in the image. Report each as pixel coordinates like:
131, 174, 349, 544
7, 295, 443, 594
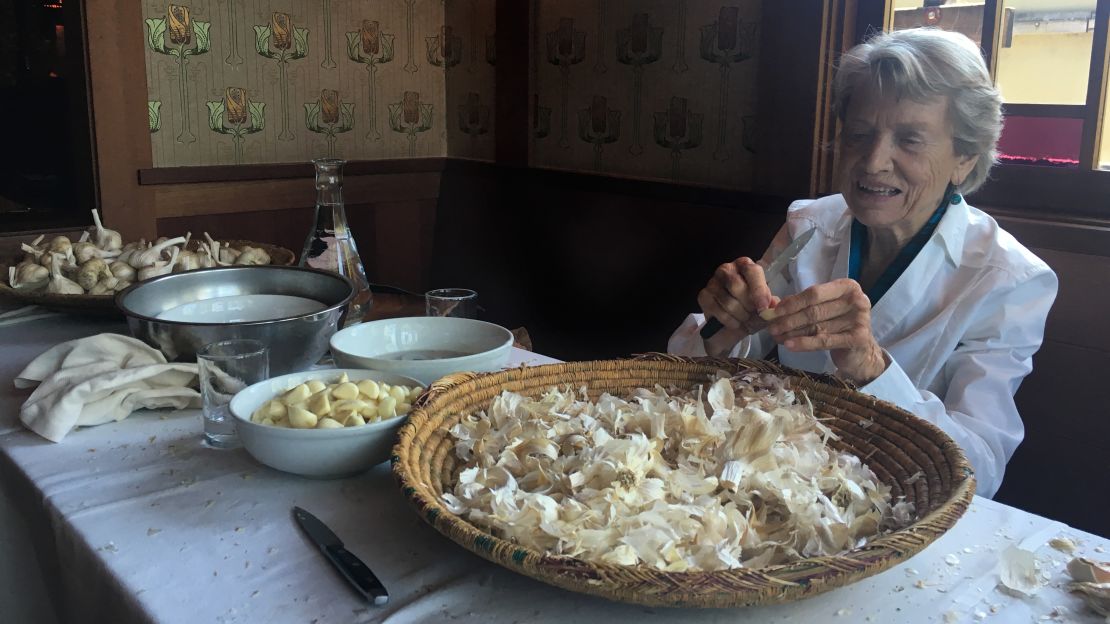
700, 318, 724, 339
324, 543, 389, 605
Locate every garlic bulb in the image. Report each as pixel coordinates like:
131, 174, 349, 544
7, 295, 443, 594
175, 250, 201, 272
88, 269, 120, 295
137, 247, 179, 281
9, 262, 49, 290
76, 258, 108, 291
130, 236, 185, 269
108, 260, 136, 281
196, 246, 218, 268
218, 243, 240, 264
91, 209, 122, 251
233, 246, 270, 265
115, 239, 146, 265
47, 235, 72, 256
73, 241, 121, 264
45, 254, 84, 295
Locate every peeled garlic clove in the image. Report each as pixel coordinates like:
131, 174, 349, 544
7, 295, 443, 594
317, 418, 344, 429
306, 380, 327, 394
331, 382, 359, 400
288, 406, 318, 429
282, 384, 311, 404
306, 389, 331, 417
357, 379, 381, 400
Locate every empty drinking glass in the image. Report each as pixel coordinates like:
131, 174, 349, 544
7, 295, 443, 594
425, 288, 478, 319
197, 339, 269, 448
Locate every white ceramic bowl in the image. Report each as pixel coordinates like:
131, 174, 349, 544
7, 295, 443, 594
228, 369, 423, 478
329, 317, 515, 385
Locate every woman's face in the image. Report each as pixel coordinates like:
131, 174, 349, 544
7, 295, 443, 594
837, 87, 977, 234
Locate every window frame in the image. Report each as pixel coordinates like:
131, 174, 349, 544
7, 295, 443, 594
852, 0, 1110, 220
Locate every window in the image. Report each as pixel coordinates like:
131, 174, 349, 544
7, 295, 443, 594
863, 0, 1110, 217
0, 0, 96, 232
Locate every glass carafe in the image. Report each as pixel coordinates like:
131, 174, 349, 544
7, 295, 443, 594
299, 158, 372, 326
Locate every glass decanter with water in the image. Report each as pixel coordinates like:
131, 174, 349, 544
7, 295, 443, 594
299, 158, 372, 326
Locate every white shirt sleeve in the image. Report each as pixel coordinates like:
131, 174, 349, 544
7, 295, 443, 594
860, 267, 1058, 498
666, 313, 777, 360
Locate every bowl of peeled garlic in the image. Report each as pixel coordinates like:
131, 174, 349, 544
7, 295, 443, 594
229, 369, 424, 478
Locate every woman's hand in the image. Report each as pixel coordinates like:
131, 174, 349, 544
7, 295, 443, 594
697, 257, 777, 357
766, 278, 887, 384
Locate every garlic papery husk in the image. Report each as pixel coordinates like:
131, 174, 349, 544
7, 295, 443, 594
137, 247, 179, 281
444, 374, 906, 572
47, 235, 72, 256
233, 245, 270, 265
91, 209, 122, 251
129, 236, 185, 269
45, 254, 84, 295
108, 260, 136, 282
21, 243, 45, 264
76, 258, 109, 291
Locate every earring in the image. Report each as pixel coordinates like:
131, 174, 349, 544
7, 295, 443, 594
949, 192, 962, 205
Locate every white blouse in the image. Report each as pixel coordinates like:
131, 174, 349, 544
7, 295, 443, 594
668, 194, 1058, 498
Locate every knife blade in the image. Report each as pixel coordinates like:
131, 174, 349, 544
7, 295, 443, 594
700, 226, 818, 340
293, 506, 389, 605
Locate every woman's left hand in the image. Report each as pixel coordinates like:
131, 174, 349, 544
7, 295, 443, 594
766, 278, 887, 384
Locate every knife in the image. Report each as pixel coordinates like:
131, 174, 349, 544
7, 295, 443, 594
700, 226, 818, 340
293, 506, 389, 605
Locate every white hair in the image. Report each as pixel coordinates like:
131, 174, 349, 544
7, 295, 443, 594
833, 28, 1003, 194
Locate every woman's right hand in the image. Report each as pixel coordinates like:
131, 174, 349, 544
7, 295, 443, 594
696, 257, 776, 357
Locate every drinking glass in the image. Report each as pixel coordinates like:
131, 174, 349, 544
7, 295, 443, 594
197, 339, 269, 448
425, 288, 478, 319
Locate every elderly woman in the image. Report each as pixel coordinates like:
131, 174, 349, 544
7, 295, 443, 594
668, 28, 1057, 498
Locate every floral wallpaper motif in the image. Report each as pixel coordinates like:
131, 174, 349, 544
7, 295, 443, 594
530, 0, 761, 190
143, 0, 498, 167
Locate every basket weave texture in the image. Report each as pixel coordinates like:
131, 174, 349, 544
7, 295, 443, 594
391, 354, 976, 608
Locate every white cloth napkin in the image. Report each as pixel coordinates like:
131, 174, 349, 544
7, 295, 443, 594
15, 333, 200, 442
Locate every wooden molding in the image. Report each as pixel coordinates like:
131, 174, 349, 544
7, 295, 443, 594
138, 158, 448, 186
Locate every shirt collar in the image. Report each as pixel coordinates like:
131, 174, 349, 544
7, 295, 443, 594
935, 196, 969, 267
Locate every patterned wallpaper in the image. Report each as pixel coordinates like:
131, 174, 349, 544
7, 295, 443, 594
143, 0, 494, 167
530, 0, 761, 190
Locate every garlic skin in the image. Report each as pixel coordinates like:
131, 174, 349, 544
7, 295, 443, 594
88, 269, 120, 295
45, 253, 84, 295
445, 374, 908, 572
91, 209, 122, 251
195, 246, 218, 268
218, 243, 241, 264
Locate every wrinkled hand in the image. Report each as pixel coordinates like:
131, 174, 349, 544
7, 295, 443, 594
766, 278, 887, 384
697, 257, 779, 357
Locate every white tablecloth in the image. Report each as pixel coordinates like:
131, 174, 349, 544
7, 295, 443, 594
1, 311, 1107, 624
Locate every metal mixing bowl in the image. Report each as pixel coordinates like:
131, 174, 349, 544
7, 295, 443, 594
116, 266, 354, 375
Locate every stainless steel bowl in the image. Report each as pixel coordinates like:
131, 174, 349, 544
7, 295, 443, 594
116, 266, 354, 375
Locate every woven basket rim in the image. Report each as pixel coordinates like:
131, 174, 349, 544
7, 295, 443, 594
391, 354, 976, 607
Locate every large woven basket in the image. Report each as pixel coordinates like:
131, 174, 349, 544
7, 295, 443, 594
392, 354, 975, 608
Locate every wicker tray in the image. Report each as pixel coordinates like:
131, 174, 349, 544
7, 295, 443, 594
0, 240, 296, 315
392, 354, 975, 608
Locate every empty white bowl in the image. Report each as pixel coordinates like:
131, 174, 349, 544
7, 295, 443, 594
228, 368, 423, 478
329, 317, 515, 385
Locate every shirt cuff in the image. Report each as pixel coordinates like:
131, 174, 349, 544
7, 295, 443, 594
858, 350, 921, 408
